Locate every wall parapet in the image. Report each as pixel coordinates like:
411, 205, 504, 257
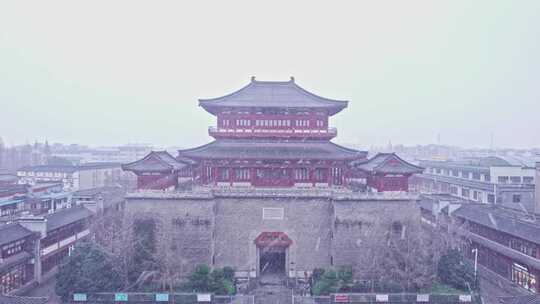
125, 187, 419, 201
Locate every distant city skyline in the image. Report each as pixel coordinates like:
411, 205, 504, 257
3, 138, 540, 153
1, 1, 539, 148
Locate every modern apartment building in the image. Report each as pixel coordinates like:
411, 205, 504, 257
411, 156, 536, 212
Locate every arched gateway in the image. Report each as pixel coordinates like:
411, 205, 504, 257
255, 232, 292, 276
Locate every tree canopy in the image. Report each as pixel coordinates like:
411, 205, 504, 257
55, 242, 122, 302
438, 249, 478, 291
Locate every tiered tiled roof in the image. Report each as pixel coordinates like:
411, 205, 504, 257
351, 153, 424, 174
199, 77, 348, 116
178, 139, 366, 160
122, 151, 190, 172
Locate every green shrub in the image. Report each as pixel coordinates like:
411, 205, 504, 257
312, 269, 339, 295
186, 265, 235, 295
337, 266, 354, 292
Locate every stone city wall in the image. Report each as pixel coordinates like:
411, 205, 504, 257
125, 198, 215, 273
125, 196, 420, 277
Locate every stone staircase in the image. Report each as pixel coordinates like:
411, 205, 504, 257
252, 274, 292, 304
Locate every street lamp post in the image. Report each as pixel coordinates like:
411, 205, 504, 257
472, 248, 478, 283
290, 261, 296, 287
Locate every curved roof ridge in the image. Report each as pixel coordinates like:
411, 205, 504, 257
122, 150, 188, 171
251, 76, 293, 85
122, 150, 166, 167
372, 153, 424, 171
352, 152, 424, 174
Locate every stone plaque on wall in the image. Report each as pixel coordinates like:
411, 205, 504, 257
263, 207, 284, 220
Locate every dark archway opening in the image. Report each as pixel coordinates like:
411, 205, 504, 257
259, 247, 286, 275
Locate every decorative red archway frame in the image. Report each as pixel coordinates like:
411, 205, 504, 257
254, 232, 293, 248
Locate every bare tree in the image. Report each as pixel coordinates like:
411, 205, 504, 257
353, 208, 462, 291
152, 219, 189, 292
91, 209, 138, 289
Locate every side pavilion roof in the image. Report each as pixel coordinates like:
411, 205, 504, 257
122, 151, 191, 173
178, 139, 367, 161
199, 77, 348, 116
351, 153, 424, 174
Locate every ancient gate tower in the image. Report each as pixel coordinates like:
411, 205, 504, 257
123, 77, 423, 279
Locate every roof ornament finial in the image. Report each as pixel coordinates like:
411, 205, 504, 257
290, 76, 295, 83
251, 76, 256, 82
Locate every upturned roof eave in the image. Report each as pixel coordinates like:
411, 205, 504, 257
177, 139, 366, 161
198, 78, 349, 116
352, 153, 424, 174
121, 151, 185, 172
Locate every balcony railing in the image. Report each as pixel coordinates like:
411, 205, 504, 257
208, 127, 337, 138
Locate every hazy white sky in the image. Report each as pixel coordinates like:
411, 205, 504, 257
1, 1, 539, 149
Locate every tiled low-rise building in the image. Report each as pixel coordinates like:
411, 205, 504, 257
0, 183, 73, 223
0, 206, 94, 295
0, 224, 37, 295
38, 207, 94, 276
72, 187, 125, 214
419, 195, 540, 294
0, 185, 28, 219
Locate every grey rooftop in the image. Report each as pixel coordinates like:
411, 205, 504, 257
45, 206, 94, 232
178, 139, 366, 160
452, 204, 540, 245
199, 77, 348, 115
122, 150, 191, 172
0, 223, 34, 246
352, 153, 424, 174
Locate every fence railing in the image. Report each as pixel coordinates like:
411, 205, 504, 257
69, 292, 255, 304
69, 292, 479, 304
293, 293, 480, 304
